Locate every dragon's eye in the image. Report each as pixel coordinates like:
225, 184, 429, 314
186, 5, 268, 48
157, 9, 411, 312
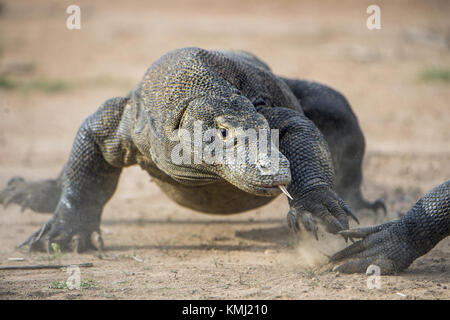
220, 128, 228, 139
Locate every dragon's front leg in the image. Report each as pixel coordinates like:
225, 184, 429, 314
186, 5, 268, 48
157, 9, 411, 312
17, 97, 128, 252
258, 106, 359, 239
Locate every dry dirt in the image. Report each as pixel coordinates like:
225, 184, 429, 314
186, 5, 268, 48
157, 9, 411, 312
0, 0, 449, 300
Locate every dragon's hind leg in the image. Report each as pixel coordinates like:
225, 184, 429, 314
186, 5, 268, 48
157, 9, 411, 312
0, 174, 61, 213
282, 77, 386, 214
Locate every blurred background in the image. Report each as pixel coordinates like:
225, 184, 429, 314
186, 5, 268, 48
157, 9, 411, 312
0, 0, 449, 164
1, 0, 450, 216
0, 0, 449, 218
0, 0, 449, 300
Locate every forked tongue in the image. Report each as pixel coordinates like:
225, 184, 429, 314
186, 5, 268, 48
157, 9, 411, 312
279, 185, 293, 200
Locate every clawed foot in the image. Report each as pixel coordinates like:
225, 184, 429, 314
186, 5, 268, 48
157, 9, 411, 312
0, 176, 59, 213
1, 177, 30, 211
19, 214, 104, 253
330, 221, 416, 274
287, 186, 359, 239
340, 188, 387, 216
364, 198, 387, 216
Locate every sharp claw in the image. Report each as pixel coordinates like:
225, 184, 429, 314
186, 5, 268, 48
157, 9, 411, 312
312, 225, 319, 240
90, 231, 104, 251
72, 235, 82, 253
287, 208, 300, 233
332, 264, 341, 272
338, 225, 383, 238
330, 239, 366, 262
279, 185, 293, 200
374, 200, 387, 216
3, 193, 15, 209
18, 221, 52, 250
299, 211, 318, 240
348, 211, 360, 224
35, 221, 51, 242
339, 230, 363, 240
46, 240, 53, 254
18, 229, 39, 248
17, 241, 27, 249
291, 218, 299, 233
340, 201, 359, 224
20, 200, 29, 212
342, 234, 348, 243
20, 195, 33, 212
310, 219, 319, 240
287, 209, 320, 240
338, 230, 351, 237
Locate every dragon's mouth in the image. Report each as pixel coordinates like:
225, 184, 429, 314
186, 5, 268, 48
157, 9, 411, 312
168, 167, 220, 184
240, 182, 288, 197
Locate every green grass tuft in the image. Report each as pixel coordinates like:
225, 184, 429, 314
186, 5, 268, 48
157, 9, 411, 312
419, 67, 450, 83
0, 76, 19, 89
0, 75, 71, 93
0, 74, 133, 93
49, 279, 98, 290
22, 79, 70, 92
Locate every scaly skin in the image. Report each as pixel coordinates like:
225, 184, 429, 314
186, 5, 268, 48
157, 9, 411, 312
331, 180, 450, 274
0, 47, 381, 252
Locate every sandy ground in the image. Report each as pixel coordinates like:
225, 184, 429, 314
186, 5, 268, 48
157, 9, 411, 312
0, 0, 449, 300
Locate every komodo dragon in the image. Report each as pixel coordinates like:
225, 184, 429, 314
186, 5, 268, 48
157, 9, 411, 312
0, 47, 386, 253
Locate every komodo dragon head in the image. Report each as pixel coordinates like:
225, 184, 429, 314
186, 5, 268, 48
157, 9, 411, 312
132, 48, 291, 197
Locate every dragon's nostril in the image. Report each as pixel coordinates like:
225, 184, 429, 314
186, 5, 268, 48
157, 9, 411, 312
220, 128, 228, 138
257, 156, 272, 175
258, 160, 269, 168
